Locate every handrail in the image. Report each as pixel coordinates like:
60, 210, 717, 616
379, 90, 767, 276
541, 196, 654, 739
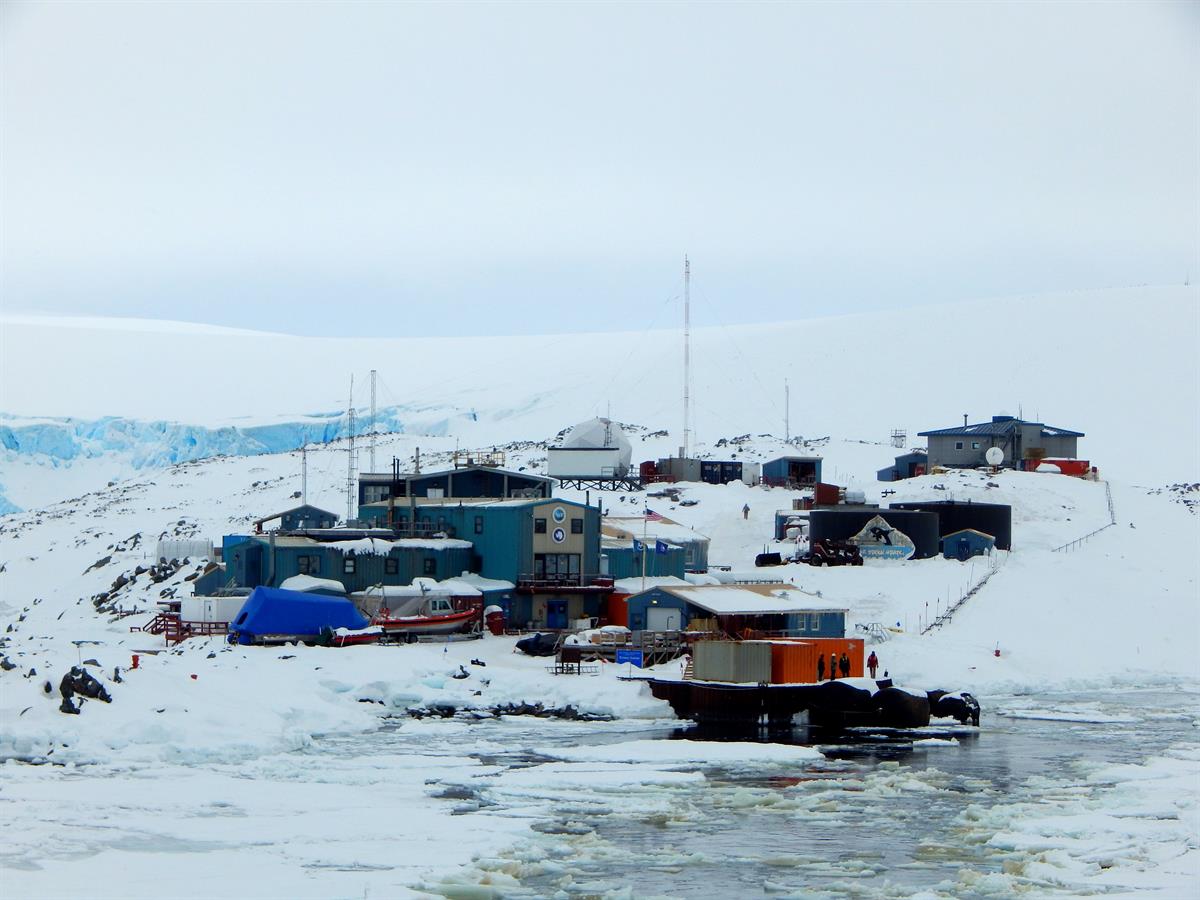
1052, 481, 1117, 553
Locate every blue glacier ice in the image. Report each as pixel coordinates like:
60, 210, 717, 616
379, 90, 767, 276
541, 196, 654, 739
0, 403, 465, 472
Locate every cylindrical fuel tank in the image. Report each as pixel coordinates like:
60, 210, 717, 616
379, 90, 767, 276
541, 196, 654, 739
890, 500, 1012, 550
808, 508, 941, 559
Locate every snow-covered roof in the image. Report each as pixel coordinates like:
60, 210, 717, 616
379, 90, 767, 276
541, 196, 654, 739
452, 572, 516, 591
323, 537, 474, 554
602, 517, 710, 544
919, 418, 1084, 438
279, 574, 347, 594
654, 586, 828, 616
613, 576, 692, 594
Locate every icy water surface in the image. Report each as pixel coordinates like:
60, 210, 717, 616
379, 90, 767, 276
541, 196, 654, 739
2, 689, 1195, 899
336, 688, 1200, 899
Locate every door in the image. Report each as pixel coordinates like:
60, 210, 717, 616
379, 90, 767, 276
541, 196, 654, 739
547, 600, 568, 629
647, 607, 681, 631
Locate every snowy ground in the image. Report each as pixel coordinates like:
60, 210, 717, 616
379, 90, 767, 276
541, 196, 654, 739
1, 285, 1197, 897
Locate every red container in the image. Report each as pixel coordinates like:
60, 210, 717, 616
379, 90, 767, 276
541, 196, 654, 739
813, 482, 841, 506
485, 609, 506, 636
639, 460, 658, 480
1039, 459, 1091, 477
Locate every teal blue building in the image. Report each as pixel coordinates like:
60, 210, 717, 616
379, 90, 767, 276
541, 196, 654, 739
210, 533, 474, 595
602, 538, 688, 579
624, 584, 846, 636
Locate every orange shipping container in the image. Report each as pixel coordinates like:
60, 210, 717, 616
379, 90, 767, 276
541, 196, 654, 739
769, 640, 818, 684
768, 637, 866, 679
606, 593, 630, 628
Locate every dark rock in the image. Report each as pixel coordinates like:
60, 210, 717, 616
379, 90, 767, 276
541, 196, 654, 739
0, 657, 16, 671
84, 555, 112, 574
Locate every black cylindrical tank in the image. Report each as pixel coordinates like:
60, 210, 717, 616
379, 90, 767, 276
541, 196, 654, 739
808, 508, 941, 559
890, 501, 1013, 550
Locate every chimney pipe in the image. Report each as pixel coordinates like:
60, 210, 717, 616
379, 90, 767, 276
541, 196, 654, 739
963, 413, 968, 428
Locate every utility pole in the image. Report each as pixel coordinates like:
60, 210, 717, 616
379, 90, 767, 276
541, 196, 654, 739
682, 255, 691, 458
301, 446, 307, 505
346, 376, 357, 523
369, 368, 377, 473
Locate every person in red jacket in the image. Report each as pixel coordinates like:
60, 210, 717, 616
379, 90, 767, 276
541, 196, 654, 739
867, 651, 879, 678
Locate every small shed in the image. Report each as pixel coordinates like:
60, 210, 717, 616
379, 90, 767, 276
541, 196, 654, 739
876, 450, 928, 482
941, 529, 995, 561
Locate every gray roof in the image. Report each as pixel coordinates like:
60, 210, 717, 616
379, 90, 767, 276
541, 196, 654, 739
918, 419, 1083, 438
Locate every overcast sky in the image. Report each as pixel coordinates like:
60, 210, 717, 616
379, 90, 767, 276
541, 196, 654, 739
2, 1, 1196, 337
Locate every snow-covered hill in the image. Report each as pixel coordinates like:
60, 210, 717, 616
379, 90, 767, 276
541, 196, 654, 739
2, 285, 1196, 516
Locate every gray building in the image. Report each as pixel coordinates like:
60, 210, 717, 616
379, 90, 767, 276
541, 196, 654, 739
919, 415, 1083, 469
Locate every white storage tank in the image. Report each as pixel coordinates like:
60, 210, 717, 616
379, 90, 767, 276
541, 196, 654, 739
547, 417, 633, 479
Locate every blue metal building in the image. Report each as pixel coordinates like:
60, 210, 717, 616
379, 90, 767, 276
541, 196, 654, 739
876, 450, 929, 482
941, 528, 996, 561
624, 584, 846, 636
254, 505, 339, 532
601, 538, 688, 579
213, 533, 474, 594
358, 465, 552, 509
761, 456, 823, 487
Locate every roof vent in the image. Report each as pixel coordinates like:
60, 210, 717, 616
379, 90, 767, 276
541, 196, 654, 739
992, 415, 1015, 423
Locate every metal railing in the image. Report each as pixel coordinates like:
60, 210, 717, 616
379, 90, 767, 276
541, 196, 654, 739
921, 552, 1007, 634
1052, 482, 1117, 553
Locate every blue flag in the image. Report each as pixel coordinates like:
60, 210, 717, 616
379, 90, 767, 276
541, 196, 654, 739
655, 539, 669, 555
633, 538, 644, 553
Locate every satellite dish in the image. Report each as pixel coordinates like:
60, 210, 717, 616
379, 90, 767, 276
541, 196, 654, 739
985, 447, 1004, 466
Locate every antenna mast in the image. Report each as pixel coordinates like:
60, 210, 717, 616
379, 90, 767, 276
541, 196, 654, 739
369, 368, 377, 472
784, 378, 790, 443
683, 255, 691, 458
346, 376, 357, 523
301, 446, 307, 505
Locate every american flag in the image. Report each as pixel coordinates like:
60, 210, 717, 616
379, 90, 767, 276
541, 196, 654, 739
643, 508, 664, 522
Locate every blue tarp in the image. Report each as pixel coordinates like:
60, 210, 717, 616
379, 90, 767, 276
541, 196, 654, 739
229, 586, 368, 645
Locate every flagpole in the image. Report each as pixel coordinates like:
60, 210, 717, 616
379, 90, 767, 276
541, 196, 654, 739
642, 509, 648, 592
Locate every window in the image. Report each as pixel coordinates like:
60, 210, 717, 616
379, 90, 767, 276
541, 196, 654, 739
363, 485, 389, 504
474, 516, 484, 535
298, 555, 320, 574
570, 518, 583, 534
971, 441, 981, 450
685, 548, 695, 565
809, 612, 820, 632
796, 613, 807, 631
423, 558, 437, 576
954, 441, 964, 450
343, 555, 356, 574
534, 518, 547, 534
385, 557, 398, 575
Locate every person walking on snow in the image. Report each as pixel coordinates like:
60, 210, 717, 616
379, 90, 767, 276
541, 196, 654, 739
742, 504, 750, 520
816, 654, 825, 682
867, 651, 879, 679
839, 653, 850, 678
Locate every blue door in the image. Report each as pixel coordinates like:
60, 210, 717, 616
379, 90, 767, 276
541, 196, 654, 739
547, 600, 568, 629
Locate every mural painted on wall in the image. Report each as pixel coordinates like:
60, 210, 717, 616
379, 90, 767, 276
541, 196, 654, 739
851, 515, 915, 561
